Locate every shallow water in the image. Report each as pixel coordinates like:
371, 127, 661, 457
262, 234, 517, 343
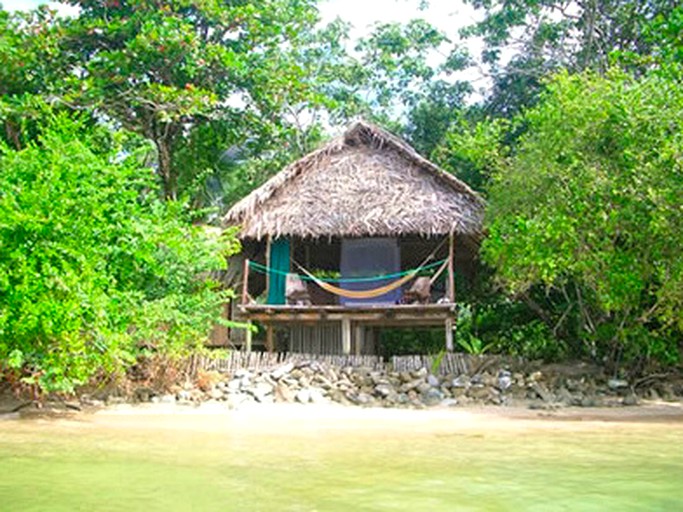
1, 405, 682, 511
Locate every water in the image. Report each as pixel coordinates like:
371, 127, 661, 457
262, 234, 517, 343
1, 405, 682, 511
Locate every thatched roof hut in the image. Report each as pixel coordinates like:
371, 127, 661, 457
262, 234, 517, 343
223, 120, 484, 240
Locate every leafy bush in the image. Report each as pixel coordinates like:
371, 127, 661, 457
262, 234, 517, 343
0, 113, 239, 393
480, 68, 683, 368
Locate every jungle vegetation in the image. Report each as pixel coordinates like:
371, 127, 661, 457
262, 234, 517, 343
0, 0, 681, 392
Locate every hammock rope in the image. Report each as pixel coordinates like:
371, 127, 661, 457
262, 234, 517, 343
248, 258, 447, 283
248, 238, 449, 300
296, 265, 420, 300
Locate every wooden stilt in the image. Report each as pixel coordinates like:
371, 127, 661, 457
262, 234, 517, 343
245, 322, 253, 353
265, 236, 272, 300
341, 318, 351, 355
241, 258, 250, 306
354, 324, 364, 356
445, 317, 454, 352
266, 325, 275, 353
447, 232, 456, 304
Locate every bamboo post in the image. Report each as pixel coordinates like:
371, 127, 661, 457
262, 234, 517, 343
245, 322, 253, 353
266, 325, 274, 353
447, 232, 455, 303
341, 318, 351, 355
446, 232, 456, 352
241, 258, 250, 305
354, 324, 364, 356
445, 317, 454, 352
265, 236, 272, 301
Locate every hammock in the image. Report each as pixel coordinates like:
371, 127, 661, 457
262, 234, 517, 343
297, 265, 420, 300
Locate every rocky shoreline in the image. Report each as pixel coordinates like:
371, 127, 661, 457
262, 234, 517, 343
84, 360, 683, 411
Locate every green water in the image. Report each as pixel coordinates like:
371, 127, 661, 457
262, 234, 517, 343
1, 406, 682, 511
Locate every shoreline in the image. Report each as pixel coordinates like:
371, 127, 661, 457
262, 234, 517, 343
4, 400, 682, 435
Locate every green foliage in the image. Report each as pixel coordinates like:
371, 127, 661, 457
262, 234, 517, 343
454, 305, 489, 355
53, 0, 324, 203
461, 0, 680, 116
480, 68, 683, 367
0, 112, 239, 392
378, 328, 445, 358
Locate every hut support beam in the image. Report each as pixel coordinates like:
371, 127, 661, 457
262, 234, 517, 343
265, 236, 272, 300
354, 325, 364, 356
245, 322, 253, 353
445, 317, 454, 352
241, 258, 250, 306
266, 325, 275, 353
447, 232, 455, 303
341, 318, 351, 355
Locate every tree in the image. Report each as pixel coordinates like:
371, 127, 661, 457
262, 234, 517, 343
480, 68, 683, 368
461, 0, 681, 116
59, 0, 322, 201
0, 111, 238, 393
0, 7, 71, 149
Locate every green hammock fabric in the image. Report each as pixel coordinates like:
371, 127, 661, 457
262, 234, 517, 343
267, 238, 290, 305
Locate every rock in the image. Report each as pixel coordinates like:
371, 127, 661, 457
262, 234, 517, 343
208, 389, 224, 400
398, 372, 413, 383
416, 382, 432, 395
295, 389, 311, 404
529, 371, 543, 382
270, 363, 294, 380
412, 367, 428, 379
531, 382, 554, 403
421, 388, 443, 406
401, 378, 424, 392
457, 395, 471, 406
440, 398, 458, 407
451, 375, 469, 388
351, 392, 373, 406
470, 374, 484, 385
159, 394, 176, 404
622, 394, 639, 406
659, 384, 676, 402
468, 387, 491, 401
481, 372, 497, 387
497, 370, 512, 391
427, 374, 440, 387
555, 387, 574, 406
81, 398, 105, 407
309, 388, 326, 404
608, 379, 629, 390
513, 373, 525, 387
225, 393, 248, 409
274, 383, 295, 403
580, 396, 598, 407
134, 387, 154, 402
315, 375, 334, 390
374, 384, 394, 398
248, 383, 273, 402
227, 379, 241, 391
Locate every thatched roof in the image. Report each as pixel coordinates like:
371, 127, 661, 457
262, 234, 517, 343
223, 120, 484, 240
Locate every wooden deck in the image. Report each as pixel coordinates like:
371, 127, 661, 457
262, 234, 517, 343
238, 303, 456, 326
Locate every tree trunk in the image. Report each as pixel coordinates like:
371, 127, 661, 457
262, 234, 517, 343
155, 137, 176, 200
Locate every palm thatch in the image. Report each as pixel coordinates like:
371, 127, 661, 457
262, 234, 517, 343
223, 120, 484, 240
